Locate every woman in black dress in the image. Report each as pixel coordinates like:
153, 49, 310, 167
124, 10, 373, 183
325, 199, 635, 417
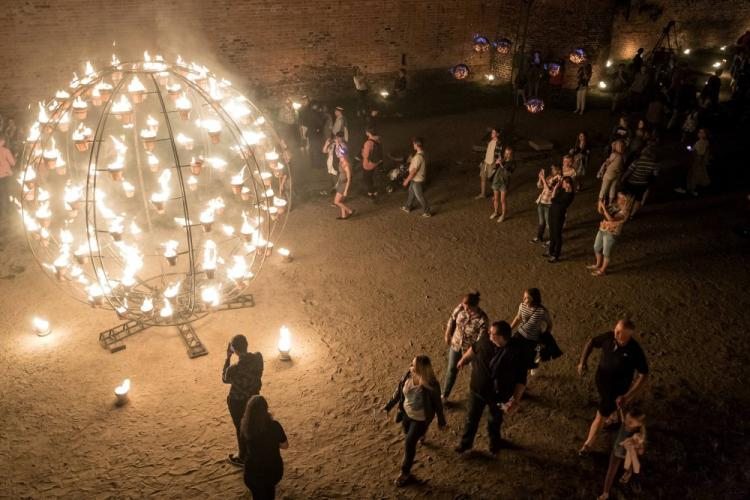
546, 176, 576, 263
241, 395, 289, 500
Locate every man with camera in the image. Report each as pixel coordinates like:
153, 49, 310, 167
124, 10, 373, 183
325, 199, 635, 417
222, 334, 264, 466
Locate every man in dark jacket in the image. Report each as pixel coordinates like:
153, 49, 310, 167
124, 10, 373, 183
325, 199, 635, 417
222, 334, 264, 466
454, 321, 527, 455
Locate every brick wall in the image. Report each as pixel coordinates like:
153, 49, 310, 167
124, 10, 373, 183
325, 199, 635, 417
609, 0, 750, 61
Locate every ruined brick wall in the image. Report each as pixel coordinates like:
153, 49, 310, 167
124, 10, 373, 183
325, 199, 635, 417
609, 0, 750, 61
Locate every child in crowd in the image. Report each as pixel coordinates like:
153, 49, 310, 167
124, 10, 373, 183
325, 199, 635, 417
598, 406, 646, 500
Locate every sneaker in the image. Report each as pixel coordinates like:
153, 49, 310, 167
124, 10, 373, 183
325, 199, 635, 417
548, 256, 559, 263
543, 241, 550, 247
490, 212, 498, 220
474, 194, 485, 200
496, 215, 505, 223
228, 454, 244, 467
529, 238, 541, 244
674, 187, 687, 194
400, 206, 410, 213
530, 368, 538, 376
422, 212, 432, 218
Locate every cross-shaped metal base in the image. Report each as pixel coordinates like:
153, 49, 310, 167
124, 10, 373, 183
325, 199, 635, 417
98, 294, 255, 358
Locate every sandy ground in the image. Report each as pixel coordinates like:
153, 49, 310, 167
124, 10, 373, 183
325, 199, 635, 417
2, 103, 749, 500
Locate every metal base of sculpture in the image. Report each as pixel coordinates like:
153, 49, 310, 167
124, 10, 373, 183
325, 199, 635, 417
98, 293, 255, 358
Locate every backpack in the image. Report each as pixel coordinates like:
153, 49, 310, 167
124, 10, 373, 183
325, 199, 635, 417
368, 139, 382, 164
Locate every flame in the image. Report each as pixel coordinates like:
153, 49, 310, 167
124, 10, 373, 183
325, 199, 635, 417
201, 286, 220, 306
205, 157, 226, 169
227, 255, 249, 280
72, 123, 92, 141
140, 298, 154, 313
200, 207, 215, 224
163, 240, 179, 257
37, 102, 50, 124
114, 379, 130, 395
222, 224, 235, 236
241, 130, 264, 146
122, 181, 135, 196
72, 96, 87, 109
146, 115, 159, 129
164, 281, 181, 298
175, 133, 192, 145
128, 76, 146, 93
111, 95, 132, 113
175, 93, 191, 111
27, 122, 41, 142
129, 220, 141, 235
146, 152, 159, 167
140, 127, 156, 139
202, 240, 217, 270
160, 298, 173, 317
55, 89, 70, 99
278, 325, 291, 353
32, 317, 51, 334
111, 54, 120, 66
85, 61, 95, 77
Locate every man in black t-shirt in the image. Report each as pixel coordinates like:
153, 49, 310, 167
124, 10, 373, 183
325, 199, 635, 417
454, 321, 527, 455
222, 335, 264, 466
576, 319, 649, 455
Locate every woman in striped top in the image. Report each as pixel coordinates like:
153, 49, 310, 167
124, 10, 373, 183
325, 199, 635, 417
510, 288, 552, 371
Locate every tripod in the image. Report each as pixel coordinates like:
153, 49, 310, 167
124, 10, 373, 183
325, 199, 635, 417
647, 20, 678, 63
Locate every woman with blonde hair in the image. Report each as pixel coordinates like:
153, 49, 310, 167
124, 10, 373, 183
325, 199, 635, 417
597, 140, 625, 204
383, 355, 446, 487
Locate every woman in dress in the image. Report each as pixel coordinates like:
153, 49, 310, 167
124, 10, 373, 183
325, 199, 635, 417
241, 395, 289, 500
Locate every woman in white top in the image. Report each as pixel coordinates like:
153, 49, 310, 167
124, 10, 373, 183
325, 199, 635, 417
597, 140, 625, 204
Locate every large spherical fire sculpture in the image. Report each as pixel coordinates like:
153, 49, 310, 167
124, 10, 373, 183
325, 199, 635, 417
18, 53, 291, 327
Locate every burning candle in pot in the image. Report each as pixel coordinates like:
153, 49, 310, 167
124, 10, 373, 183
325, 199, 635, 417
209, 197, 225, 216
111, 95, 133, 123
58, 111, 71, 133
87, 283, 104, 306
53, 253, 70, 280
35, 203, 52, 227
204, 119, 222, 144
151, 192, 166, 213
114, 379, 130, 406
140, 297, 154, 314
273, 196, 287, 214
128, 76, 147, 104
265, 150, 279, 169
175, 133, 193, 150
200, 207, 215, 232
72, 96, 88, 120
175, 93, 192, 120
160, 298, 174, 318
201, 286, 220, 307
91, 86, 102, 106
190, 156, 203, 175
72, 123, 92, 152
278, 325, 292, 360
163, 240, 179, 266
167, 82, 181, 101
96, 81, 113, 101
108, 156, 125, 181
140, 127, 157, 151
146, 152, 160, 173
277, 247, 293, 263
122, 180, 135, 198
261, 171, 273, 186
231, 173, 244, 195
241, 186, 252, 201
108, 218, 124, 241
64, 184, 83, 214
202, 240, 217, 278
55, 156, 67, 176
32, 317, 51, 337
188, 175, 198, 191
43, 139, 60, 169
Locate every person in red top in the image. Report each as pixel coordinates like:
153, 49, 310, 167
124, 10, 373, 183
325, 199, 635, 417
361, 128, 382, 198
0, 135, 17, 219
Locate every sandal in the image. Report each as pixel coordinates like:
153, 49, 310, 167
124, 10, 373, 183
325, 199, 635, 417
619, 470, 632, 484
591, 270, 605, 277
585, 264, 599, 270
597, 494, 609, 500
578, 444, 591, 457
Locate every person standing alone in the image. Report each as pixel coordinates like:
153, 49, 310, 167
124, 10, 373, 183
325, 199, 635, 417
400, 137, 432, 217
0, 135, 16, 221
223, 334, 264, 466
476, 128, 501, 200
361, 128, 382, 198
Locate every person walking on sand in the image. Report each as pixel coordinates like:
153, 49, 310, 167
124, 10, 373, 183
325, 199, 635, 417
490, 146, 516, 223
598, 406, 647, 500
510, 288, 552, 375
454, 321, 527, 456
546, 176, 576, 263
241, 395, 288, 499
400, 137, 432, 217
383, 355, 447, 487
222, 334, 264, 466
442, 292, 489, 402
333, 132, 354, 220
361, 127, 383, 198
476, 128, 501, 200
577, 319, 649, 457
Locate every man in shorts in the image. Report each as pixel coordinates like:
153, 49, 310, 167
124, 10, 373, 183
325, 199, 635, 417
576, 319, 649, 456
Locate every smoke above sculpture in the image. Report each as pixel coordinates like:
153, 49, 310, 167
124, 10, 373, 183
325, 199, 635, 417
17, 52, 291, 336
